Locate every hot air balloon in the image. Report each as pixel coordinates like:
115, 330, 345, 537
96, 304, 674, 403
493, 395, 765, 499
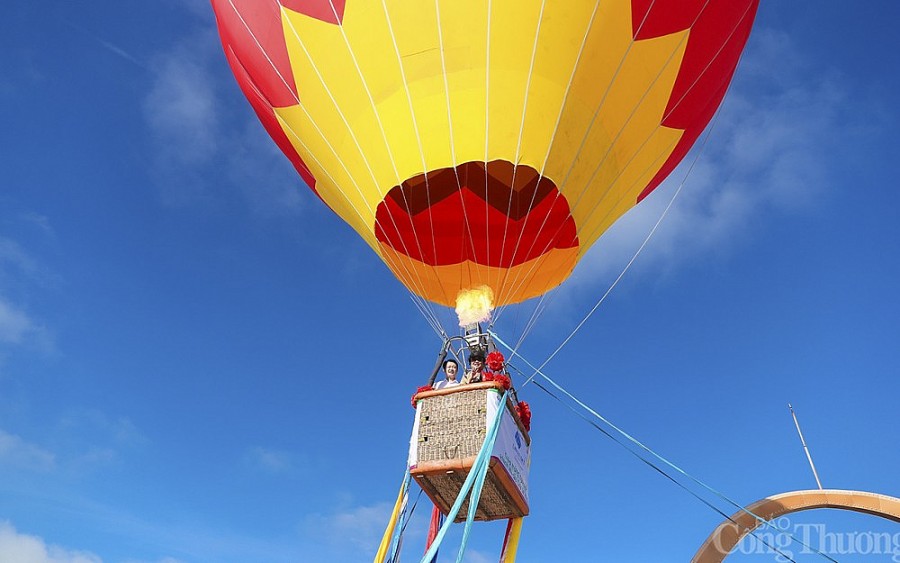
211, 0, 759, 559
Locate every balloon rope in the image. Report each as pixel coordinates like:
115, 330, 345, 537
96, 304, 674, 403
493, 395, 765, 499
490, 335, 837, 562
492, 0, 602, 312
538, 148, 685, 370
226, 0, 443, 329
505, 2, 758, 360
497, 0, 756, 316
409, 295, 447, 341
494, 0, 547, 305
495, 0, 654, 311
568, 1, 758, 254
318, 0, 457, 318
529, 378, 810, 563
495, 5, 686, 309
483, 0, 493, 292
379, 0, 451, 308
279, 3, 445, 325
433, 0, 490, 293
511, 97, 722, 378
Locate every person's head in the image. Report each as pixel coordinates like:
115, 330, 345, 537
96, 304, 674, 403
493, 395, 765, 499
443, 359, 459, 380
468, 350, 485, 371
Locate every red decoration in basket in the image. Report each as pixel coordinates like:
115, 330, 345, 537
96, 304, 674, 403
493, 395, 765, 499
490, 373, 511, 390
515, 401, 532, 431
411, 385, 432, 408
486, 351, 505, 372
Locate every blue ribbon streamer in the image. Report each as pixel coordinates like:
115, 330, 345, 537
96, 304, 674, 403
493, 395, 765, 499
419, 389, 509, 563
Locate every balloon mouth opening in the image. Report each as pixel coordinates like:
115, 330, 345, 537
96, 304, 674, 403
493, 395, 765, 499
372, 159, 579, 307
373, 159, 577, 268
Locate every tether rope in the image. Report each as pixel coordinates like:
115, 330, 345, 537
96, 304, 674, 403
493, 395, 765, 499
490, 333, 839, 562
529, 377, 801, 563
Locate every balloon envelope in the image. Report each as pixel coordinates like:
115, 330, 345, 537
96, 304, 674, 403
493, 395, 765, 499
212, 0, 759, 307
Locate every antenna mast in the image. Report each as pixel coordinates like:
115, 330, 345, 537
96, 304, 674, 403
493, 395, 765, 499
788, 403, 824, 490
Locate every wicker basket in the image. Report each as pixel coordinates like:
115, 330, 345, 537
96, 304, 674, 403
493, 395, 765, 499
410, 382, 530, 522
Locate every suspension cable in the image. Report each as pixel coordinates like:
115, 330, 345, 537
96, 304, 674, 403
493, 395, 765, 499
491, 334, 838, 562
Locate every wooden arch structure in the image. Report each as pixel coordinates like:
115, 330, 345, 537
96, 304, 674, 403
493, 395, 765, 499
692, 489, 900, 562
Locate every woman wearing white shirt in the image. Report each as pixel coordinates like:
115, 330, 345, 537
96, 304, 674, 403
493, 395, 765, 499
433, 359, 461, 389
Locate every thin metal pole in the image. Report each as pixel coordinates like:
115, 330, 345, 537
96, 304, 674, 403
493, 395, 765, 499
789, 403, 824, 490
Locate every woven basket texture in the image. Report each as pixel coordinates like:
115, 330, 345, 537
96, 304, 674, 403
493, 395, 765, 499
417, 388, 489, 462
415, 387, 523, 521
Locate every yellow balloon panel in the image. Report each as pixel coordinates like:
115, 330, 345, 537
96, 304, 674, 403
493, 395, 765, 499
212, 0, 759, 306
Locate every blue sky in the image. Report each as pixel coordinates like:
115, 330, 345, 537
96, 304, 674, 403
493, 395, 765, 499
2, 1, 899, 562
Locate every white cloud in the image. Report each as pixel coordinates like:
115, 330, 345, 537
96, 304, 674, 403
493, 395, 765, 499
18, 213, 56, 240
300, 493, 438, 561
178, 0, 215, 20
57, 410, 144, 448
0, 297, 36, 345
0, 522, 101, 563
0, 237, 39, 279
142, 24, 304, 216
0, 411, 143, 475
462, 549, 493, 563
0, 235, 55, 358
0, 430, 55, 470
303, 501, 393, 553
143, 32, 220, 170
244, 447, 295, 474
49, 410, 146, 473
225, 121, 306, 217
